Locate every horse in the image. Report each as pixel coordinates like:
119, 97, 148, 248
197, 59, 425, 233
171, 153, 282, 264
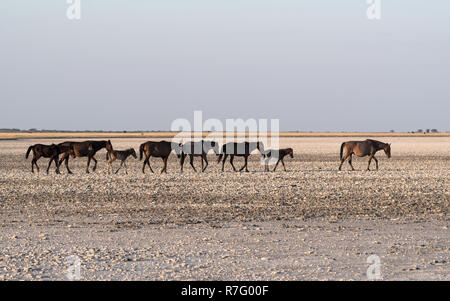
263, 148, 294, 172
106, 148, 137, 174
25, 143, 72, 174
217, 141, 265, 172
58, 140, 113, 174
179, 140, 219, 172
139, 140, 179, 174
339, 139, 391, 171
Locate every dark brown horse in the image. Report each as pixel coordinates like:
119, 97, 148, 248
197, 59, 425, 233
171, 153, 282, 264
339, 139, 391, 171
263, 148, 294, 172
106, 148, 137, 174
179, 140, 219, 172
25, 143, 73, 174
139, 140, 179, 174
58, 140, 113, 174
217, 141, 265, 172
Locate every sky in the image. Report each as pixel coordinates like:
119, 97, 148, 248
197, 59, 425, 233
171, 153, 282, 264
0, 0, 449, 132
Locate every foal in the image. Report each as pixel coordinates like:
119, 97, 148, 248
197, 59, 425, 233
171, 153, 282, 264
107, 148, 137, 174
263, 148, 294, 172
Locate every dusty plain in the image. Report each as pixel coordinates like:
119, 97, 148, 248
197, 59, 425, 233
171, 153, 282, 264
0, 136, 448, 280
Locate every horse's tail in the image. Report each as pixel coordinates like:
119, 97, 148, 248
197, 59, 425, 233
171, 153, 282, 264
340, 142, 345, 160
26, 145, 33, 159
139, 143, 144, 161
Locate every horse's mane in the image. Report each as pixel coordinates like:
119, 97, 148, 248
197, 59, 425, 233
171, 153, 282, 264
366, 139, 387, 147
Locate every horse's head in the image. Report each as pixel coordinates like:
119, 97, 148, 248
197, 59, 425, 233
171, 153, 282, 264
106, 140, 113, 152
130, 148, 137, 159
384, 143, 391, 158
256, 141, 265, 155
171, 142, 183, 158
204, 140, 219, 155
287, 148, 294, 158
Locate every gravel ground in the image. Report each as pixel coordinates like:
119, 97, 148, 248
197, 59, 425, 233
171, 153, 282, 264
0, 137, 448, 280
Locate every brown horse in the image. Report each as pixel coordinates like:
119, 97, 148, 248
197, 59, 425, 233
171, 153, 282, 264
339, 139, 391, 171
106, 148, 137, 174
217, 141, 265, 172
139, 140, 179, 174
179, 140, 219, 172
25, 143, 72, 174
58, 140, 113, 174
263, 148, 294, 172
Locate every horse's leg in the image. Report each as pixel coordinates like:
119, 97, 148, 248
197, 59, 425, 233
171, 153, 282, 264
339, 152, 351, 171
338, 158, 344, 171
148, 157, 154, 173
373, 156, 379, 170
367, 154, 373, 171
339, 155, 347, 171
91, 156, 98, 172
31, 158, 36, 173
115, 161, 124, 174
54, 156, 60, 174
46, 158, 53, 174
86, 156, 91, 174
61, 155, 72, 174
142, 158, 147, 174
124, 161, 128, 175
161, 157, 168, 174
33, 158, 40, 173
180, 153, 185, 173
229, 155, 237, 172
202, 154, 208, 172
221, 154, 228, 172
348, 154, 355, 171
201, 155, 204, 172
280, 158, 286, 171
239, 156, 248, 172
189, 155, 197, 172
273, 159, 280, 172
110, 158, 116, 174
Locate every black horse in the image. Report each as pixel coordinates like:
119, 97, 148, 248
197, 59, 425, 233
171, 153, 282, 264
217, 141, 265, 172
179, 140, 219, 172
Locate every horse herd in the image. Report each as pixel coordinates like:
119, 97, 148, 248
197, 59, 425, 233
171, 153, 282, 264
25, 139, 391, 174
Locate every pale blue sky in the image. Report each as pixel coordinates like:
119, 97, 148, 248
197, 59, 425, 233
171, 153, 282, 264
1, 1, 449, 131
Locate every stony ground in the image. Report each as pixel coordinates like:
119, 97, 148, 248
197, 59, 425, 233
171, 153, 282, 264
0, 137, 448, 280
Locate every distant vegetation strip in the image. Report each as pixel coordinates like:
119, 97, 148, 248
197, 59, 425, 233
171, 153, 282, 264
1, 131, 449, 140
